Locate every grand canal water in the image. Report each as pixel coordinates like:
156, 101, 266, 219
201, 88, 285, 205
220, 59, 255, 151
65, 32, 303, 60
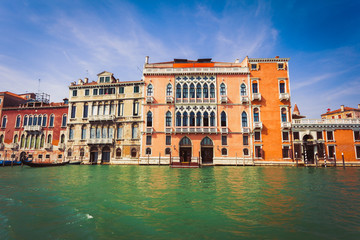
1, 166, 360, 239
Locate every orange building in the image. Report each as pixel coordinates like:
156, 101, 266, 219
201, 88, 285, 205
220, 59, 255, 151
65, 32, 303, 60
321, 105, 360, 119
140, 56, 292, 165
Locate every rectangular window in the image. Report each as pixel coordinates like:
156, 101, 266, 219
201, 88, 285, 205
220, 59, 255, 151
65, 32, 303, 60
255, 146, 262, 158
90, 128, 95, 139
327, 131, 334, 141
317, 131, 323, 140
293, 132, 299, 140
93, 89, 98, 95
100, 77, 104, 83
81, 128, 86, 140
72, 90, 77, 97
85, 89, 89, 96
71, 105, 76, 118
222, 136, 227, 146
96, 128, 101, 138
146, 136, 152, 145
354, 131, 360, 141
279, 82, 285, 93
166, 136, 171, 145
132, 126, 138, 139
83, 105, 88, 118
252, 82, 258, 93
105, 76, 110, 82
328, 145, 335, 158
134, 85, 139, 93
118, 102, 124, 116
119, 87, 124, 94
282, 146, 290, 158
46, 154, 50, 159
133, 102, 139, 116
243, 135, 249, 145
278, 63, 284, 70
38, 154, 43, 159
356, 146, 360, 159
254, 131, 261, 141
117, 127, 122, 139
251, 64, 258, 70
99, 89, 104, 95
282, 131, 289, 141
69, 128, 74, 140
58, 154, 62, 159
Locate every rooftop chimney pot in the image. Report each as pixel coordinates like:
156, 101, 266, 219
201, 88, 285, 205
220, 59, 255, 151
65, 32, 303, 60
145, 56, 149, 64
341, 105, 344, 111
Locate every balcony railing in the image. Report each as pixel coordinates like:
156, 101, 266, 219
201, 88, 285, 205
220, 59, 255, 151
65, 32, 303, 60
279, 93, 290, 101
281, 122, 291, 129
44, 143, 53, 150
89, 115, 115, 122
221, 95, 228, 103
146, 127, 153, 134
241, 96, 249, 103
221, 127, 228, 134
58, 143, 65, 150
175, 127, 217, 133
10, 143, 19, 150
242, 127, 250, 133
87, 138, 114, 145
24, 125, 42, 132
293, 119, 360, 125
253, 122, 263, 129
166, 96, 174, 103
146, 96, 154, 103
165, 127, 172, 134
252, 93, 261, 101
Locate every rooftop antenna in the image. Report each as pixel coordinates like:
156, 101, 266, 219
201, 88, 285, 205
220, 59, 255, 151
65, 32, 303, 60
38, 79, 41, 93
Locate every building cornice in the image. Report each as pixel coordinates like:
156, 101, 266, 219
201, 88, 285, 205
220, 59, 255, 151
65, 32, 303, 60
248, 58, 289, 63
143, 67, 249, 76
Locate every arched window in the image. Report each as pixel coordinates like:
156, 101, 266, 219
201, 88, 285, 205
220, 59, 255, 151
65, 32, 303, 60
253, 108, 259, 122
62, 114, 67, 127
190, 83, 195, 98
60, 134, 65, 143
201, 137, 213, 146
165, 148, 171, 155
203, 83, 209, 98
80, 148, 85, 157
0, 134, 4, 143
42, 114, 47, 127
221, 148, 227, 156
176, 112, 181, 127
179, 136, 191, 146
49, 114, 54, 127
190, 112, 195, 126
33, 115, 37, 126
37, 115, 42, 125
20, 135, 25, 148
196, 84, 202, 98
68, 148, 72, 157
221, 111, 227, 127
13, 134, 18, 143
243, 148, 249, 156
146, 148, 151, 155
176, 84, 181, 98
281, 108, 287, 122
69, 126, 74, 139
147, 84, 153, 96
81, 125, 86, 139
40, 134, 45, 148
210, 83, 215, 98
183, 112, 188, 126
166, 111, 172, 127
279, 82, 285, 93
131, 148, 137, 158
183, 84, 188, 98
116, 148, 122, 158
220, 83, 226, 96
35, 135, 40, 149
147, 111, 153, 127
242, 112, 248, 127
203, 112, 209, 126
1, 116, 7, 128
24, 115, 28, 126
252, 82, 258, 93
28, 115, 33, 126
25, 135, 30, 149
30, 135, 35, 149
47, 134, 52, 144
132, 124, 138, 139
196, 112, 202, 126
166, 83, 173, 96
16, 115, 21, 128
241, 83, 247, 96
117, 125, 123, 139
210, 112, 215, 126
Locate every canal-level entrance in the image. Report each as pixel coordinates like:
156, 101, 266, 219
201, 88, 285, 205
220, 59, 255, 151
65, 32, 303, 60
201, 137, 213, 164
179, 137, 192, 163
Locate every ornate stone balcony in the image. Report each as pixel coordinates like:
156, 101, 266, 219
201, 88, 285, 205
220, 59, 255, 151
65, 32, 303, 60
166, 96, 174, 103
58, 143, 66, 150
175, 127, 217, 134
252, 93, 261, 101
279, 93, 290, 101
88, 114, 115, 122
24, 125, 42, 132
253, 122, 263, 129
242, 127, 250, 133
221, 127, 228, 134
44, 143, 53, 150
221, 95, 228, 103
165, 127, 172, 134
10, 143, 19, 150
146, 127, 153, 134
87, 138, 114, 145
241, 96, 249, 103
292, 119, 360, 129
146, 96, 154, 103
281, 122, 292, 129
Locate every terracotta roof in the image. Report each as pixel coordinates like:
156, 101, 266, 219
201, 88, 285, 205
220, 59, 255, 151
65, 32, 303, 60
0, 91, 27, 99
321, 107, 360, 116
293, 104, 300, 114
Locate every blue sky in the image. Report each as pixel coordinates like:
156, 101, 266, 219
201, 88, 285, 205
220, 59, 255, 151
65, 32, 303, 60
0, 0, 359, 118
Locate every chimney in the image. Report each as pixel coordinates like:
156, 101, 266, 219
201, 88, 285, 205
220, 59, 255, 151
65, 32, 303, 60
78, 79, 83, 85
341, 105, 344, 112
84, 78, 88, 83
358, 104, 360, 109
275, 56, 279, 58
235, 59, 239, 63
145, 56, 149, 64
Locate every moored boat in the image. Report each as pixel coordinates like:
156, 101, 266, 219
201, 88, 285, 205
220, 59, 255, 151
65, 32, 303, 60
68, 161, 82, 165
21, 158, 69, 167
0, 160, 22, 167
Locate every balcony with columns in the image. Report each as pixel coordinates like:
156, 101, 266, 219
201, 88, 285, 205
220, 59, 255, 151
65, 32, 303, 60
220, 95, 228, 103
87, 138, 114, 145
44, 143, 53, 150
241, 96, 249, 104
166, 96, 174, 103
24, 125, 42, 132
242, 127, 250, 134
253, 122, 263, 130
279, 93, 290, 101
252, 93, 261, 101
175, 127, 217, 134
146, 96, 154, 103
281, 122, 292, 129
10, 143, 19, 150
89, 114, 116, 122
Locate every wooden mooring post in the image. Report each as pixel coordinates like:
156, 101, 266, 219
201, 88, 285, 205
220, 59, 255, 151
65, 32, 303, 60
235, 153, 238, 166
158, 152, 161, 166
342, 152, 345, 169
315, 153, 318, 168
295, 152, 298, 167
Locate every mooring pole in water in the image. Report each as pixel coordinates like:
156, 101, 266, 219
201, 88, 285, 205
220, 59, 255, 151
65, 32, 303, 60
199, 151, 201, 167
235, 153, 237, 166
334, 151, 337, 167
147, 154, 149, 165
304, 148, 308, 167
3, 151, 6, 167
315, 153, 318, 168
324, 149, 327, 168
159, 152, 161, 166
295, 152, 298, 167
342, 152, 345, 169
169, 151, 172, 166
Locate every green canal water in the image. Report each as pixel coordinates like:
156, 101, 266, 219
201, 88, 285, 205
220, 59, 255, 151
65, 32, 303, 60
1, 166, 360, 239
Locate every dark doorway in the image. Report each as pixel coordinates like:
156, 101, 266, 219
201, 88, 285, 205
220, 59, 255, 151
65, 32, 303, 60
179, 137, 192, 163
303, 135, 314, 164
101, 146, 111, 164
201, 137, 213, 164
90, 147, 98, 165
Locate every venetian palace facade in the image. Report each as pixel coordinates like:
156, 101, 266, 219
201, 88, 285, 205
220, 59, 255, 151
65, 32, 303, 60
140, 56, 292, 165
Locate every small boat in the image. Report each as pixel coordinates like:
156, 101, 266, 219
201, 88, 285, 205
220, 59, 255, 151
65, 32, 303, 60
21, 158, 69, 167
0, 160, 22, 167
68, 161, 82, 165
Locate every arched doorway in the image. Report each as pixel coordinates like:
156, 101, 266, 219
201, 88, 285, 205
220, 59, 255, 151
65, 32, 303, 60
90, 146, 98, 165
101, 146, 111, 164
303, 134, 314, 164
179, 137, 192, 163
201, 137, 213, 164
